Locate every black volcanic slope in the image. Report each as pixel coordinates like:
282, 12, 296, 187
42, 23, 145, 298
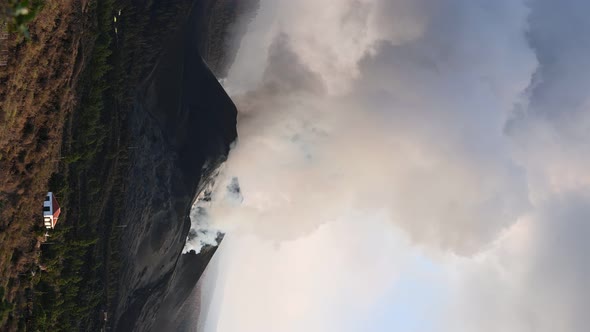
111, 3, 237, 331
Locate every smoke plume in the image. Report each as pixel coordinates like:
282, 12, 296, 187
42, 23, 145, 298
186, 0, 590, 331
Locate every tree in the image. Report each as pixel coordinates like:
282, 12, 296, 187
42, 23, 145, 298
2, 0, 44, 39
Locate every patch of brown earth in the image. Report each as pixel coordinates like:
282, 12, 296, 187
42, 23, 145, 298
0, 1, 88, 328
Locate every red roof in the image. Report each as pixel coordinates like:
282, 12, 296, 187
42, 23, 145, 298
51, 194, 61, 220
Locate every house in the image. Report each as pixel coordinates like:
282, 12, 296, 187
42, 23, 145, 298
43, 192, 61, 229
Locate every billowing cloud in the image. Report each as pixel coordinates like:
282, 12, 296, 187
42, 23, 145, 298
187, 0, 590, 331
507, 0, 590, 200
440, 191, 590, 332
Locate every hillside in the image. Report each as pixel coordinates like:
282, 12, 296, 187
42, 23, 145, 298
0, 1, 90, 328
0, 0, 256, 330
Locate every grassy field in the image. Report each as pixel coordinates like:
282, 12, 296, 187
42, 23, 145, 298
0, 0, 89, 328
0, 0, 130, 328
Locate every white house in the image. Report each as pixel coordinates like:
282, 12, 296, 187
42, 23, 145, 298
43, 192, 61, 229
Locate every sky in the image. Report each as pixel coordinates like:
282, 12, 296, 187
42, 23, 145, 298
185, 0, 590, 331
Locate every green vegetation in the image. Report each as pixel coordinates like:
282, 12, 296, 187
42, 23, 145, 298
28, 0, 118, 329
0, 287, 14, 324
26, 0, 194, 329
2, 0, 44, 39
1, 0, 240, 328
71, 0, 112, 166
0, 0, 83, 328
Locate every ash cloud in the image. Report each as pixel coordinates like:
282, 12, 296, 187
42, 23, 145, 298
189, 0, 536, 254
187, 0, 590, 331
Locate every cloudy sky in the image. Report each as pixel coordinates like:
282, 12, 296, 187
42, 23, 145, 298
187, 0, 590, 331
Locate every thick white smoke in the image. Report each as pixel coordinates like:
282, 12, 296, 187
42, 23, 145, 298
186, 0, 535, 254
187, 0, 590, 331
